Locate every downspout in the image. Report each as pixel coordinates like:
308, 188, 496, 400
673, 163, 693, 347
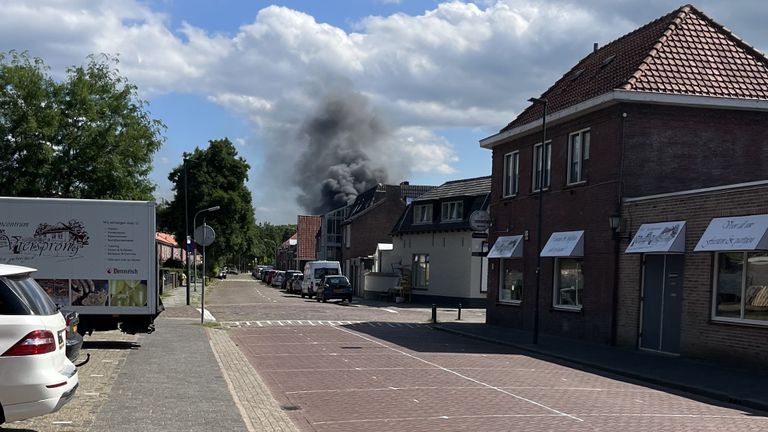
610, 110, 628, 345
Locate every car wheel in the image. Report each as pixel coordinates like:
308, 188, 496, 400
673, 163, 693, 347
316, 297, 320, 302
322, 298, 327, 303
301, 293, 305, 298
347, 296, 352, 303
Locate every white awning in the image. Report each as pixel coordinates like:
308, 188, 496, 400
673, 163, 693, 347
541, 231, 584, 257
625, 221, 686, 254
694, 215, 768, 252
488, 235, 524, 258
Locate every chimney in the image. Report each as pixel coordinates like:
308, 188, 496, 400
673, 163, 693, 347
593, 42, 599, 53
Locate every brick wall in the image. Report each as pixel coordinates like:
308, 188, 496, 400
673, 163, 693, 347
618, 184, 768, 366
343, 187, 406, 261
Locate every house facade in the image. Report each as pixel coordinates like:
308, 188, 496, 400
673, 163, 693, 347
390, 177, 490, 307
295, 215, 321, 271
341, 182, 435, 296
315, 206, 347, 262
482, 4, 768, 354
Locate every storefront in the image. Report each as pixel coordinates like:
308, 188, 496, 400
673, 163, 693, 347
488, 235, 524, 304
617, 182, 768, 366
541, 231, 585, 311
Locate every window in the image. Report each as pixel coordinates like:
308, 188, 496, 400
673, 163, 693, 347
441, 201, 463, 222
713, 252, 768, 324
503, 151, 520, 197
413, 254, 430, 288
567, 129, 590, 184
499, 260, 523, 303
554, 258, 583, 309
533, 141, 552, 191
414, 204, 432, 224
344, 224, 351, 248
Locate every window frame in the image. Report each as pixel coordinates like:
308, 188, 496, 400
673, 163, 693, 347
412, 254, 430, 289
711, 251, 768, 326
441, 201, 464, 222
553, 257, 584, 311
502, 151, 520, 198
413, 204, 433, 225
567, 128, 590, 185
532, 140, 552, 192
498, 259, 523, 304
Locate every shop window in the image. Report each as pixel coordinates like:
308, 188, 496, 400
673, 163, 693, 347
499, 259, 523, 303
714, 252, 768, 324
567, 129, 590, 184
503, 151, 520, 197
554, 258, 583, 309
413, 254, 430, 288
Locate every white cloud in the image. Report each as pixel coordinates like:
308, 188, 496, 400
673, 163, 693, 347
3, 0, 767, 222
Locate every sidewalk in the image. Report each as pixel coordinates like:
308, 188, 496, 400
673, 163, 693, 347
434, 321, 768, 413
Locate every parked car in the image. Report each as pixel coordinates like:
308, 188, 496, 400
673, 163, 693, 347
263, 270, 275, 285
62, 310, 83, 363
301, 261, 342, 298
271, 271, 286, 288
228, 267, 239, 275
316, 275, 353, 303
0, 264, 79, 424
216, 269, 227, 279
282, 271, 302, 291
291, 274, 304, 294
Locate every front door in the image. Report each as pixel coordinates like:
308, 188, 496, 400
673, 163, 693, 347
640, 254, 683, 354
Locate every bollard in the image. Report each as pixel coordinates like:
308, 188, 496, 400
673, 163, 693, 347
458, 303, 462, 321
431, 304, 437, 323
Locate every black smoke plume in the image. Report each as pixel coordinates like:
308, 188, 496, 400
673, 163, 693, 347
295, 90, 389, 214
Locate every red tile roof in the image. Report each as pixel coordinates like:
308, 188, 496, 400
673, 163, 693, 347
503, 4, 768, 131
155, 232, 178, 247
296, 215, 321, 260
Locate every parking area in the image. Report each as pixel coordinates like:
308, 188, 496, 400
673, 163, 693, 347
232, 322, 768, 432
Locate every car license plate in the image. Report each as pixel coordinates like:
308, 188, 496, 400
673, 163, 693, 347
334, 288, 346, 294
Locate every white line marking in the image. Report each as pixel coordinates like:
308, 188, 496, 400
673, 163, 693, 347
313, 414, 562, 425
335, 326, 584, 422
383, 308, 399, 314
90, 374, 104, 377
51, 421, 74, 425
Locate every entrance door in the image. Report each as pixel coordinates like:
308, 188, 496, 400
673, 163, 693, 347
640, 255, 683, 353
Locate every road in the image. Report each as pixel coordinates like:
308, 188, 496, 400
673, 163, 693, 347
3, 274, 766, 431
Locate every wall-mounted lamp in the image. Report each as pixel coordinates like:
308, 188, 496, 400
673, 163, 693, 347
609, 214, 621, 233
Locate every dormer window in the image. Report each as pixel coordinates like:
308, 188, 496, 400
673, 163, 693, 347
414, 204, 432, 224
441, 201, 463, 222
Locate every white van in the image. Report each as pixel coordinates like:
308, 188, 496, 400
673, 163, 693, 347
301, 261, 342, 298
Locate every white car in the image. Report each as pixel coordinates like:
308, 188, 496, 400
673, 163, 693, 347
0, 264, 79, 424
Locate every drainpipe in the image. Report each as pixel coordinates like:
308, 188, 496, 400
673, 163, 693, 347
610, 110, 628, 346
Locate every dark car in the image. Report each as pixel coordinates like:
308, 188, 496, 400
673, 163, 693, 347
62, 310, 83, 363
291, 274, 304, 294
282, 271, 302, 292
316, 275, 352, 303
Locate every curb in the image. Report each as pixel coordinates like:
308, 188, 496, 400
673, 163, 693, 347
432, 324, 768, 414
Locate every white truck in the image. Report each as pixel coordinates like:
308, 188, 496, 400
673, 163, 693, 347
0, 197, 162, 334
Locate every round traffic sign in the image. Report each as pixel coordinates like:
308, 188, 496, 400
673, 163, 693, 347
194, 224, 216, 246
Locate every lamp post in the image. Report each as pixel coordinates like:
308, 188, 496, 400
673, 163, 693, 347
182, 153, 198, 305
528, 96, 548, 345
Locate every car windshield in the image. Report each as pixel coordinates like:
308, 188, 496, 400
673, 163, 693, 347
314, 268, 339, 278
0, 275, 58, 316
324, 276, 348, 285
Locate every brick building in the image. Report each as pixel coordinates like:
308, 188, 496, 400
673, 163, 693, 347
481, 4, 768, 352
341, 182, 434, 296
295, 215, 321, 271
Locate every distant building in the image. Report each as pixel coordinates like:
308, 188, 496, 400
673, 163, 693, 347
296, 215, 321, 271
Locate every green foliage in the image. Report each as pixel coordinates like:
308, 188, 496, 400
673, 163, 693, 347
253, 223, 296, 265
166, 138, 259, 269
0, 51, 165, 199
162, 257, 184, 269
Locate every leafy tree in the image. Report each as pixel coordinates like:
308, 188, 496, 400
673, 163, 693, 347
166, 139, 258, 269
0, 51, 164, 199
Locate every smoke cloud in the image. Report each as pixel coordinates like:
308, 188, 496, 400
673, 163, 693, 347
295, 90, 390, 214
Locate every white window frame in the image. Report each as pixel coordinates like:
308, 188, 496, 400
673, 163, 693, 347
553, 257, 583, 311
503, 151, 520, 197
441, 201, 464, 222
567, 129, 590, 185
532, 140, 552, 192
413, 204, 432, 225
711, 251, 768, 327
498, 259, 523, 304
413, 254, 430, 288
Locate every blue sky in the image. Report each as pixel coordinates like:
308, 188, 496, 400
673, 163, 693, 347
1, 0, 766, 223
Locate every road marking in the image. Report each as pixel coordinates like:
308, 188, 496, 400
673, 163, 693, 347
312, 414, 562, 425
52, 421, 74, 425
196, 308, 216, 321
383, 308, 399, 314
335, 326, 584, 422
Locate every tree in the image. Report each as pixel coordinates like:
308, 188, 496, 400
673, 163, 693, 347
166, 138, 258, 270
0, 51, 165, 199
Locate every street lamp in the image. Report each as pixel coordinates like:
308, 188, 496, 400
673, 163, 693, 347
528, 96, 548, 345
182, 153, 199, 305
193, 205, 220, 290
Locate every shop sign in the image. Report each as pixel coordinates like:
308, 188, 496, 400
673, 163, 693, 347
625, 221, 686, 254
541, 230, 584, 257
694, 215, 768, 252
488, 235, 524, 258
